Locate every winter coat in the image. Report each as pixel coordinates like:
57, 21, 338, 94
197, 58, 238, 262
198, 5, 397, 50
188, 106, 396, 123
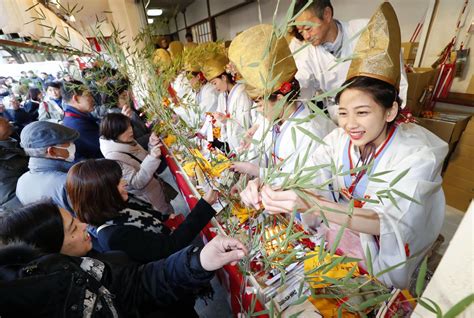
16, 157, 74, 212
0, 242, 214, 317
100, 137, 173, 214
0, 138, 28, 209
63, 105, 102, 160
93, 197, 216, 263
39, 98, 64, 123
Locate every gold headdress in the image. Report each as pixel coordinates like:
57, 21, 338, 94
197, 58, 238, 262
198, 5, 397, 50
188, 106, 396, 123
228, 24, 297, 97
168, 41, 184, 60
201, 53, 229, 81
153, 48, 171, 69
183, 42, 226, 73
346, 2, 401, 89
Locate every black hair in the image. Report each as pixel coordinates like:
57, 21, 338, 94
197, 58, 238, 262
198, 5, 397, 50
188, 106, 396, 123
61, 80, 87, 102
101, 78, 130, 108
0, 201, 64, 253
269, 77, 301, 103
26, 88, 42, 101
67, 159, 126, 226
295, 0, 333, 19
45, 81, 62, 90
185, 32, 193, 39
100, 113, 131, 140
218, 72, 236, 85
335, 76, 402, 124
289, 26, 304, 41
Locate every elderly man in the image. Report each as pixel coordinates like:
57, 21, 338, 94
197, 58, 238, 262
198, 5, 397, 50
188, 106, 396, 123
293, 0, 408, 120
0, 117, 28, 211
16, 121, 79, 212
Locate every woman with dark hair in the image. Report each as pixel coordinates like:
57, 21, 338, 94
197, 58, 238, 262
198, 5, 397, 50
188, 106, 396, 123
240, 3, 448, 289
23, 87, 43, 121
228, 24, 335, 178
201, 53, 254, 152
0, 201, 247, 317
94, 78, 151, 149
66, 159, 219, 263
100, 113, 174, 214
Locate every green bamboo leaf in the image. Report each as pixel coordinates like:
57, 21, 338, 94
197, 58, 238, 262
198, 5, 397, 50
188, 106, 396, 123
368, 177, 387, 183
371, 170, 395, 178
289, 310, 305, 318
418, 298, 438, 315
444, 294, 474, 318
375, 259, 408, 277
251, 309, 269, 316
330, 221, 348, 255
420, 297, 443, 317
291, 126, 297, 149
389, 168, 410, 187
290, 295, 308, 307
365, 245, 373, 276
296, 126, 326, 146
387, 191, 401, 211
357, 293, 392, 311
391, 189, 421, 205
416, 257, 428, 297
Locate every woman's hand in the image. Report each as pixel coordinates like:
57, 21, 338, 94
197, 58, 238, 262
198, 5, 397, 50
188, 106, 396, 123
200, 235, 248, 271
260, 186, 307, 214
238, 124, 259, 152
230, 162, 259, 177
203, 190, 219, 205
149, 132, 161, 147
213, 112, 227, 123
150, 145, 162, 159
121, 104, 133, 118
239, 178, 262, 210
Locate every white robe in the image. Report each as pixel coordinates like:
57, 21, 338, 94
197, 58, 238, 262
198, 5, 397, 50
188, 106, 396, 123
307, 124, 448, 288
249, 103, 336, 183
196, 82, 219, 116
216, 83, 254, 151
289, 38, 315, 101
294, 19, 408, 120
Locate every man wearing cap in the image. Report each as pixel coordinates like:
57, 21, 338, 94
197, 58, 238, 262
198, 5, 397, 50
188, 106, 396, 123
293, 0, 408, 121
62, 80, 102, 160
0, 117, 28, 211
16, 121, 79, 212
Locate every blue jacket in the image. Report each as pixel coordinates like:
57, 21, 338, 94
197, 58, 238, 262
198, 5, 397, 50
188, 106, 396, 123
16, 157, 74, 212
0, 242, 213, 317
62, 105, 102, 160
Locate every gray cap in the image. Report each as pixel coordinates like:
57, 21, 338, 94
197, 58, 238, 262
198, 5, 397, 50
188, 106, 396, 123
20, 121, 80, 149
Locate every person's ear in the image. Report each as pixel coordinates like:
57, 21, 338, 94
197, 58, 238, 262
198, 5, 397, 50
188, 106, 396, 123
72, 94, 81, 104
47, 146, 60, 158
386, 101, 399, 122
276, 94, 284, 101
323, 6, 332, 22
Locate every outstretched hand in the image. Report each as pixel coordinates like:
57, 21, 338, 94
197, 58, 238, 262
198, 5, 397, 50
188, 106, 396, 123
200, 235, 248, 271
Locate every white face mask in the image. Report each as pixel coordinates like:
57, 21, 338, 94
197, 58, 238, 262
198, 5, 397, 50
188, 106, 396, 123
54, 143, 76, 162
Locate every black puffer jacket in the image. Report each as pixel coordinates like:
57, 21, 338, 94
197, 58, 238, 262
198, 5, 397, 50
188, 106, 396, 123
0, 138, 28, 210
0, 243, 213, 317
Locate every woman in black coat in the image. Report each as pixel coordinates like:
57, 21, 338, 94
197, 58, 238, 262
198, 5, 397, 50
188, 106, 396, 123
66, 159, 219, 263
0, 201, 246, 317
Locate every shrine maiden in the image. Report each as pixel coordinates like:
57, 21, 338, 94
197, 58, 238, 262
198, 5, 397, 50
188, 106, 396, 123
228, 24, 335, 179
201, 53, 254, 152
240, 3, 448, 289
